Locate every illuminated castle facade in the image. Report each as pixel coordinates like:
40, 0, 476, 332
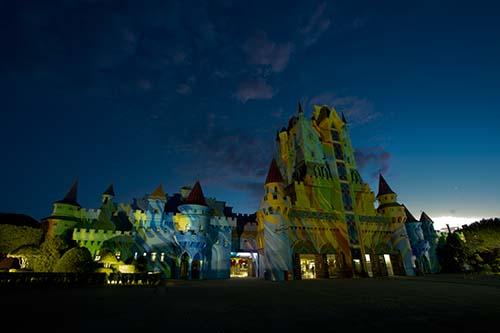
256, 104, 439, 281
41, 103, 439, 280
44, 181, 236, 279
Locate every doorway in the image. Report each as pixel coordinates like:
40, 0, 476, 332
180, 253, 190, 279
300, 254, 317, 279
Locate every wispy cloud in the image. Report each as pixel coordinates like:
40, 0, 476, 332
354, 146, 391, 180
300, 2, 331, 47
309, 93, 379, 124
176, 83, 192, 95
242, 31, 294, 73
235, 79, 275, 103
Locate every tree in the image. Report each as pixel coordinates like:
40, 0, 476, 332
0, 224, 42, 254
33, 237, 70, 272
437, 232, 470, 273
54, 247, 94, 273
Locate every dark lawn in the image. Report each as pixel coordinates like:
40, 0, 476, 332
1, 275, 499, 332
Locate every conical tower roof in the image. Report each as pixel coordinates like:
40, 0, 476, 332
420, 212, 434, 224
403, 205, 418, 223
150, 184, 167, 200
185, 181, 207, 206
103, 184, 115, 196
297, 101, 304, 114
265, 159, 284, 184
341, 112, 348, 124
377, 174, 396, 198
55, 180, 81, 207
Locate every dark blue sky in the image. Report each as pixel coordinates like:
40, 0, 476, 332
1, 0, 499, 226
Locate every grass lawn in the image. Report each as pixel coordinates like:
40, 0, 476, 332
1, 275, 499, 332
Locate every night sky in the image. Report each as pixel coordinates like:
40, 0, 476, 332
2, 0, 499, 229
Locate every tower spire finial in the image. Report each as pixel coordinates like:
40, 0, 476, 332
297, 101, 304, 114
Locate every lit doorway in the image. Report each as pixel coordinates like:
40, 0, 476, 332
230, 252, 258, 278
383, 254, 394, 276
300, 254, 316, 279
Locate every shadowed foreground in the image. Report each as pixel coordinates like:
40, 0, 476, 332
1, 275, 499, 332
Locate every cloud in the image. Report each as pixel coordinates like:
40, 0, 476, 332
354, 146, 391, 180
235, 79, 275, 103
432, 216, 482, 231
227, 181, 264, 201
351, 17, 366, 30
172, 50, 189, 64
300, 2, 331, 47
309, 93, 379, 124
176, 83, 192, 95
242, 31, 294, 73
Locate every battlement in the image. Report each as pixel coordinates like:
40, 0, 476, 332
72, 228, 134, 241
211, 216, 234, 227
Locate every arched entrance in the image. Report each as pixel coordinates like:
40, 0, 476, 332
320, 243, 339, 278
191, 253, 201, 279
292, 240, 319, 280
180, 253, 190, 279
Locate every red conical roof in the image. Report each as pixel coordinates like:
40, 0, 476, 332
55, 180, 80, 207
265, 159, 284, 184
377, 174, 395, 198
150, 184, 167, 200
185, 181, 207, 206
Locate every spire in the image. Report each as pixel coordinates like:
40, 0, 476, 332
265, 159, 284, 184
150, 184, 167, 200
420, 212, 434, 224
103, 184, 115, 196
55, 180, 80, 207
377, 174, 396, 198
185, 181, 207, 206
297, 101, 304, 114
403, 205, 418, 223
341, 112, 348, 124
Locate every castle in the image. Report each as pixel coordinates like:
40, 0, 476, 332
39, 103, 439, 280
255, 104, 439, 280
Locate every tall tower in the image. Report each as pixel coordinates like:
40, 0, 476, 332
147, 184, 167, 229
376, 174, 415, 275
45, 180, 82, 239
420, 212, 440, 273
257, 159, 292, 281
102, 184, 115, 204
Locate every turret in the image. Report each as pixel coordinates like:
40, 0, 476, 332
419, 212, 440, 273
376, 174, 406, 223
52, 180, 81, 216
177, 181, 210, 232
149, 184, 167, 202
45, 180, 82, 239
102, 184, 115, 204
261, 159, 289, 216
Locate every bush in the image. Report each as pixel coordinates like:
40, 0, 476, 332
54, 247, 94, 273
33, 237, 69, 272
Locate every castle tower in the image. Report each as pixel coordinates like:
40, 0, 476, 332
403, 205, 430, 274
257, 159, 292, 281
420, 212, 440, 273
45, 180, 82, 239
146, 184, 167, 229
177, 181, 210, 232
376, 175, 415, 275
102, 184, 115, 204
376, 174, 402, 219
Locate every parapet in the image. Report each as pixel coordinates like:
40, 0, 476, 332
72, 228, 134, 241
